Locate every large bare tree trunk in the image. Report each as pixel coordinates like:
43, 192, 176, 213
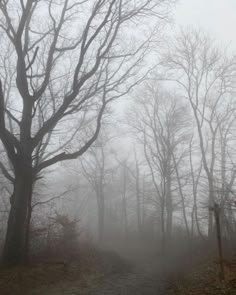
0, 0, 174, 267
2, 165, 33, 266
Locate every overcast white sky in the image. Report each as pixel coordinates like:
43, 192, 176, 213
174, 0, 236, 48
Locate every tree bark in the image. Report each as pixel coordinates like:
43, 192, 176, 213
213, 203, 225, 280
165, 164, 172, 247
2, 165, 33, 266
97, 192, 105, 242
160, 204, 166, 255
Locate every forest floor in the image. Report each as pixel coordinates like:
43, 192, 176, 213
27, 260, 168, 295
0, 242, 172, 295
1, 244, 236, 295
166, 257, 236, 295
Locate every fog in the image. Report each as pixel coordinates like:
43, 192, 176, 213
0, 0, 236, 294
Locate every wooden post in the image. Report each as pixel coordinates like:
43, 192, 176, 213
212, 203, 225, 280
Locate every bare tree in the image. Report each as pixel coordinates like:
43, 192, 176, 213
131, 149, 143, 237
112, 153, 130, 239
129, 84, 190, 253
80, 133, 114, 242
189, 137, 205, 240
162, 29, 236, 239
116, 148, 144, 238
119, 159, 129, 239
0, 0, 175, 265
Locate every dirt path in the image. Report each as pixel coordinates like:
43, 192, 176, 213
84, 262, 167, 295
29, 255, 169, 295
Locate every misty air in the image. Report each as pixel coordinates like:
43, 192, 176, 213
0, 0, 236, 294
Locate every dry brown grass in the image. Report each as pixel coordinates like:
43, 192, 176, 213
0, 243, 99, 295
167, 258, 236, 295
